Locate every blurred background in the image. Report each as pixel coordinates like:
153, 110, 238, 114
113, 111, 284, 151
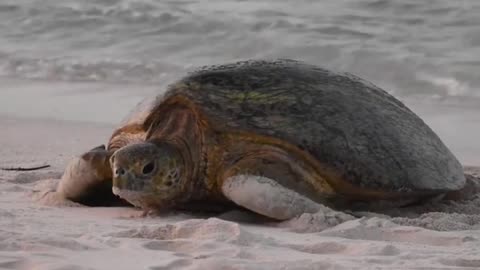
0, 0, 478, 164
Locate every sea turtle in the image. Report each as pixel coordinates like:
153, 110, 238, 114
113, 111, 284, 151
57, 59, 473, 220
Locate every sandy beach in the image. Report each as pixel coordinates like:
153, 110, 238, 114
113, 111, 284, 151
0, 79, 479, 270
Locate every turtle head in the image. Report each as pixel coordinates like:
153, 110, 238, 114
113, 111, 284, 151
110, 142, 186, 210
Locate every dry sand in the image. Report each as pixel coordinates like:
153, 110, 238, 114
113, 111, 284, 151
1, 81, 480, 270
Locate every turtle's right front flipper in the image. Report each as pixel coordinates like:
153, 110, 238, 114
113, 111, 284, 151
57, 145, 128, 206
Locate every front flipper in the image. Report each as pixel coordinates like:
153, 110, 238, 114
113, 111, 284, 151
221, 174, 322, 220
57, 145, 127, 206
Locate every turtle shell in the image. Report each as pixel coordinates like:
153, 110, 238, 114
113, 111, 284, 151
137, 59, 466, 194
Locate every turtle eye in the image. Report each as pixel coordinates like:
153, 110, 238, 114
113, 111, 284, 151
142, 161, 155, 175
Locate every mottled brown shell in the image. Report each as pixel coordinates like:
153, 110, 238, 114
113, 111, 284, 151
123, 59, 465, 194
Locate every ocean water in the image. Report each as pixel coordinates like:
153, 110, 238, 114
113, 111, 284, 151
0, 0, 479, 163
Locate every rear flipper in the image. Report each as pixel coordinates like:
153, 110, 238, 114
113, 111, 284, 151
443, 171, 480, 201
57, 145, 128, 206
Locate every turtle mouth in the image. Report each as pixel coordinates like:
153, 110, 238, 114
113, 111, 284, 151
112, 186, 171, 210
112, 186, 146, 208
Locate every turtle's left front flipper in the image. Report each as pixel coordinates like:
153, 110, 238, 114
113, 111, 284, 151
221, 174, 323, 220
57, 145, 128, 206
